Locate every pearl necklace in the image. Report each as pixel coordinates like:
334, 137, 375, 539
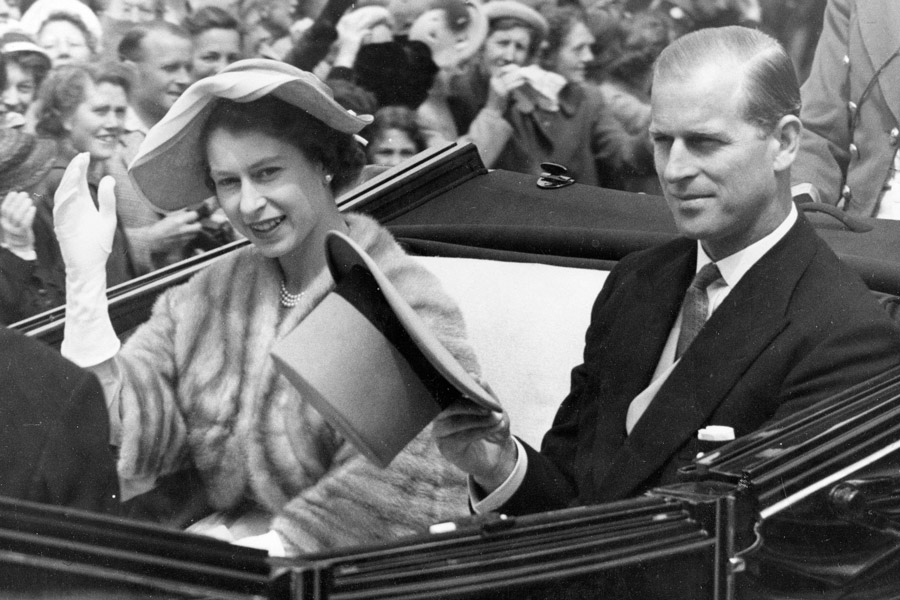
280, 279, 305, 308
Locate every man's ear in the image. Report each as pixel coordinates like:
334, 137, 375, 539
771, 113, 801, 172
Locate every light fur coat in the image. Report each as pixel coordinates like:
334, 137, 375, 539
116, 213, 478, 552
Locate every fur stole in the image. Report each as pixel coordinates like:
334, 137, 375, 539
116, 213, 482, 552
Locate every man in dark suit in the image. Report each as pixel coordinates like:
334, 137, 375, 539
0, 325, 120, 513
433, 26, 900, 515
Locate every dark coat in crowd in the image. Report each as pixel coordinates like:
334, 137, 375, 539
792, 0, 900, 215
0, 325, 120, 513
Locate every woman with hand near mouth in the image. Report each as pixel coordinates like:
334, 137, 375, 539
492, 4, 656, 189
22, 63, 137, 313
50, 59, 484, 555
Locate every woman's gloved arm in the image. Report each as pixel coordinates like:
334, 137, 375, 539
53, 153, 121, 368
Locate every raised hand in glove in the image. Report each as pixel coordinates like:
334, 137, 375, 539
54, 152, 116, 271
53, 152, 121, 367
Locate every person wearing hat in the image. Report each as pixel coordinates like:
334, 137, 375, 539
0, 126, 60, 324
485, 4, 654, 187
50, 59, 485, 554
19, 0, 104, 66
432, 0, 550, 166
1, 29, 52, 126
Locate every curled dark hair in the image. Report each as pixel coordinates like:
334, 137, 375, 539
363, 105, 427, 158
603, 11, 671, 87
538, 4, 586, 69
4, 51, 52, 90
34, 62, 132, 138
200, 95, 366, 194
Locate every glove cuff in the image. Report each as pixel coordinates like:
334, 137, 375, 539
61, 262, 121, 367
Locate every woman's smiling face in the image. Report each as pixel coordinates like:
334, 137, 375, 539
206, 128, 334, 258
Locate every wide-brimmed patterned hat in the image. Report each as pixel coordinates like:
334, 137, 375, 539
0, 128, 57, 198
128, 59, 374, 212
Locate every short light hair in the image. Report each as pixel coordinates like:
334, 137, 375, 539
653, 26, 800, 134
117, 20, 190, 62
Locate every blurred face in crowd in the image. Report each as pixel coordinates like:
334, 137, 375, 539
2, 60, 37, 115
130, 30, 193, 122
0, 0, 20, 28
481, 25, 532, 76
106, 0, 158, 22
65, 80, 128, 161
192, 27, 241, 81
38, 19, 92, 66
649, 59, 797, 260
368, 128, 418, 167
549, 21, 594, 84
189, 0, 241, 17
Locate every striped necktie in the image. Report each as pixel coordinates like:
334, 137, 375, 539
675, 262, 722, 359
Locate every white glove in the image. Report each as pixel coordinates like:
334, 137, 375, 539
54, 152, 121, 367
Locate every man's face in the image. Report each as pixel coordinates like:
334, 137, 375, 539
132, 30, 192, 121
2, 60, 36, 115
481, 26, 532, 77
649, 61, 788, 260
191, 27, 241, 81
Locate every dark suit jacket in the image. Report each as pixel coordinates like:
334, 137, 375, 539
792, 0, 900, 215
0, 326, 120, 513
501, 215, 900, 514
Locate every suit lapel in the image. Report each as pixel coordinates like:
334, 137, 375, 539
579, 243, 695, 500
592, 218, 819, 501
858, 0, 900, 126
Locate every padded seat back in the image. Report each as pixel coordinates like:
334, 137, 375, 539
416, 257, 607, 448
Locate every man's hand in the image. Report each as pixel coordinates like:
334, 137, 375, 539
432, 401, 518, 493
0, 191, 36, 254
146, 210, 203, 254
53, 153, 116, 273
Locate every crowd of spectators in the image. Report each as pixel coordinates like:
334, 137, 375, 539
0, 0, 829, 325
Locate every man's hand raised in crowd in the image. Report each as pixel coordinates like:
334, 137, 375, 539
432, 401, 518, 494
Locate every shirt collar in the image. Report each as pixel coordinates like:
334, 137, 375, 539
696, 202, 798, 288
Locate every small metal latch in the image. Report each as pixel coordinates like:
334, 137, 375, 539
537, 162, 575, 189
